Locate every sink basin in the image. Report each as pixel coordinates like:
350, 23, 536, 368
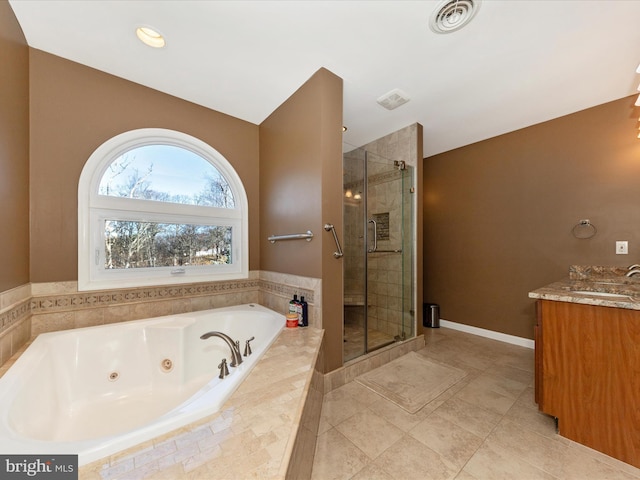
570, 290, 634, 300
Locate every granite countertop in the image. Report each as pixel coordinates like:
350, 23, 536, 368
528, 265, 640, 310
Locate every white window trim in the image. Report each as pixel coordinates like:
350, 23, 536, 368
78, 128, 248, 291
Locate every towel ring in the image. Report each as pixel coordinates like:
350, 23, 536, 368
572, 219, 597, 239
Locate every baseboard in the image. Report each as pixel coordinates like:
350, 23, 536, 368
439, 319, 534, 349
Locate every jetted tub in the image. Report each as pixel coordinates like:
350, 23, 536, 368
0, 303, 284, 465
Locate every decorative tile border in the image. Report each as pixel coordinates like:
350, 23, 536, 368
0, 271, 319, 342
0, 299, 30, 330
30, 279, 261, 315
259, 279, 314, 304
28, 279, 314, 317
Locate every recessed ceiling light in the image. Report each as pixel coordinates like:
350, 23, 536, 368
136, 26, 166, 48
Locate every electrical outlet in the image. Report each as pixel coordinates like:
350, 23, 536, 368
616, 241, 628, 255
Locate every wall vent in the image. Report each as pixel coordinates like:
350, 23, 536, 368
376, 89, 411, 111
429, 0, 481, 34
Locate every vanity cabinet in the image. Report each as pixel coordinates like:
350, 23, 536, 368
535, 299, 640, 468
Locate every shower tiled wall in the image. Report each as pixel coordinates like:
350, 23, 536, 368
0, 271, 321, 368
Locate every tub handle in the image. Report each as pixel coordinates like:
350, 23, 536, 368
218, 358, 230, 379
244, 337, 255, 357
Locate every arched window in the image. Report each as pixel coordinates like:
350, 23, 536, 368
78, 128, 248, 291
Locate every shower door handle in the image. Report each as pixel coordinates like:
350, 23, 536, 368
368, 218, 377, 253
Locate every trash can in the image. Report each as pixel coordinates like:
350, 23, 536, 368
423, 303, 440, 328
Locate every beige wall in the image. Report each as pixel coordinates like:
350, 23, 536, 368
28, 49, 260, 283
424, 95, 640, 339
259, 68, 344, 371
0, 0, 29, 291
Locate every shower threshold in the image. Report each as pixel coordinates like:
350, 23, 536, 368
366, 338, 396, 353
343, 324, 398, 361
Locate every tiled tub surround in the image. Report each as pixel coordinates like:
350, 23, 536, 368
0, 304, 286, 465
0, 315, 324, 479
0, 283, 31, 367
0, 272, 323, 479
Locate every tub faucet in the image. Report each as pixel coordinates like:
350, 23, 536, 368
200, 331, 243, 367
218, 358, 230, 379
244, 336, 255, 357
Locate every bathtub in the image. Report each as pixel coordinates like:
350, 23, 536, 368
0, 303, 284, 466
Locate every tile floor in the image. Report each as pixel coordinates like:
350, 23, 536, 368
311, 327, 640, 480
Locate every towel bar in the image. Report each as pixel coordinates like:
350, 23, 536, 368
268, 231, 313, 243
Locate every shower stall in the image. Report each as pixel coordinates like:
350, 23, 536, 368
343, 146, 415, 362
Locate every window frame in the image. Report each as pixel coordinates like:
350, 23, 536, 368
78, 128, 248, 291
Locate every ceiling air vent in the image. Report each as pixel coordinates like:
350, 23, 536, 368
429, 0, 481, 34
376, 89, 410, 111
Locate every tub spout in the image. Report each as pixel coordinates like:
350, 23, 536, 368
200, 331, 243, 367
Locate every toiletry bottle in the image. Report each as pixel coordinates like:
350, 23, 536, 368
300, 296, 308, 327
289, 294, 299, 323
296, 295, 303, 326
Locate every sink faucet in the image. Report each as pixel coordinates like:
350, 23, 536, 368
628, 264, 640, 270
200, 331, 243, 367
626, 269, 640, 277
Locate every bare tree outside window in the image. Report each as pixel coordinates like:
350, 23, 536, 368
99, 145, 235, 271
104, 221, 231, 270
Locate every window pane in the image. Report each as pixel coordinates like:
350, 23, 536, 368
104, 220, 232, 269
98, 145, 235, 208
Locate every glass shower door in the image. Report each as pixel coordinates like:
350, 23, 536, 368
343, 146, 414, 362
365, 153, 412, 351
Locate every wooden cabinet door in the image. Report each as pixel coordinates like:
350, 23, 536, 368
539, 300, 640, 468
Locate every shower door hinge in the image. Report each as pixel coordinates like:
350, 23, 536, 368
409, 187, 415, 193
